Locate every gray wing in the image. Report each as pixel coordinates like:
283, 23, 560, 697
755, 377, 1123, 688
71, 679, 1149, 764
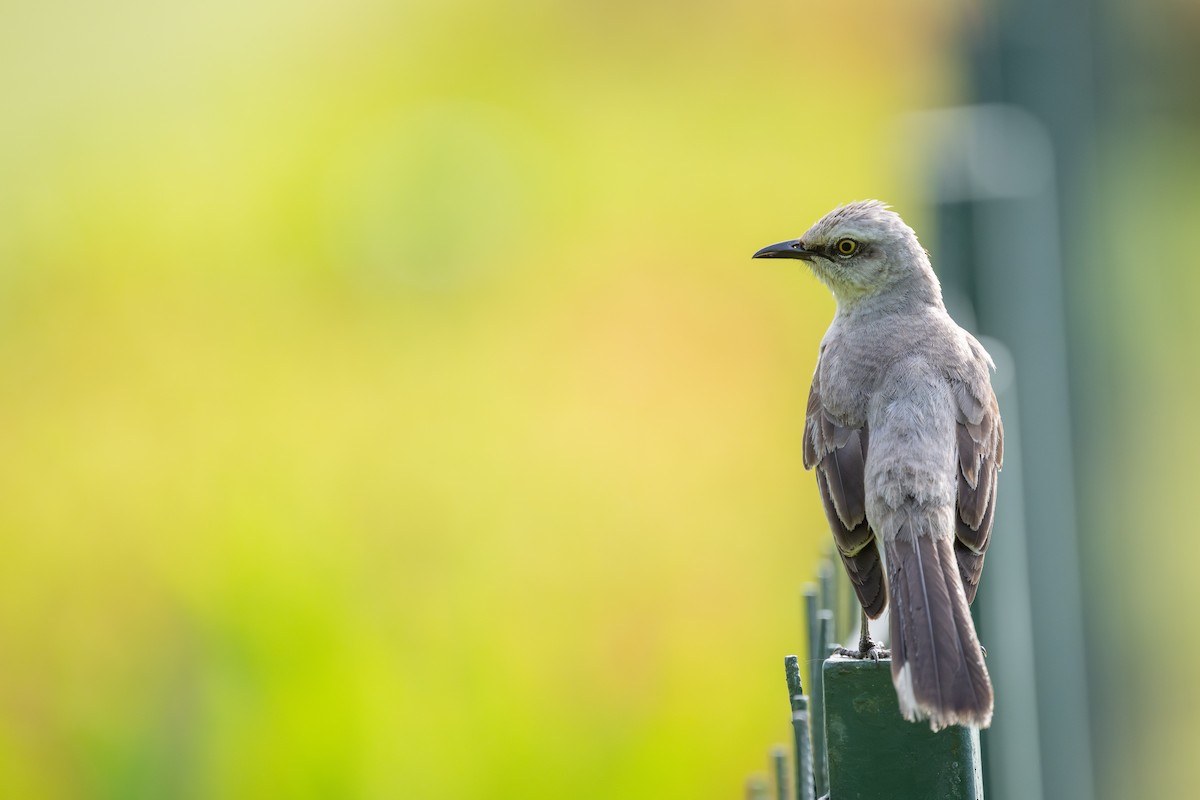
805, 367, 886, 618
952, 381, 1004, 604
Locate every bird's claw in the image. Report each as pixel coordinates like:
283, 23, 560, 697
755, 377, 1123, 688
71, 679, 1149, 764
835, 640, 890, 662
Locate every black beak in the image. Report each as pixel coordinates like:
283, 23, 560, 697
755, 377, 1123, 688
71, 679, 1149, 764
752, 239, 816, 260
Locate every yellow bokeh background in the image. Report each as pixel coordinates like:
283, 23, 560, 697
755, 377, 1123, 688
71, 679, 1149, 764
2, 0, 1195, 797
0, 2, 955, 795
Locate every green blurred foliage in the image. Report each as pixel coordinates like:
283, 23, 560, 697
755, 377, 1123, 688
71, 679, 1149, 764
0, 0, 961, 797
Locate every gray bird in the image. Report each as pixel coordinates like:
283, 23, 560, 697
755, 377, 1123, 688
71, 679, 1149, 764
754, 200, 1002, 730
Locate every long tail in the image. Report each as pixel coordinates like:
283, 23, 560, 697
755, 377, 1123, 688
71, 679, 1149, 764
886, 524, 993, 730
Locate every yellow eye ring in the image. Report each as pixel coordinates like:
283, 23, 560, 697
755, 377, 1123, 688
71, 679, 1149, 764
835, 238, 858, 256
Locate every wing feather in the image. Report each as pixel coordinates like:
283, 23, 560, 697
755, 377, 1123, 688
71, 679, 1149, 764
953, 381, 1003, 604
805, 366, 886, 618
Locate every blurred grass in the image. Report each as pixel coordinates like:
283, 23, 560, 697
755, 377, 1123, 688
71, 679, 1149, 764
0, 0, 959, 796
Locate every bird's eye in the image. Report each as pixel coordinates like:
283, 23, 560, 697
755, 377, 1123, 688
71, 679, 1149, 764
835, 238, 859, 256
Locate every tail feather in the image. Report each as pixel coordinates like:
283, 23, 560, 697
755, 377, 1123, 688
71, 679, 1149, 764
887, 527, 992, 730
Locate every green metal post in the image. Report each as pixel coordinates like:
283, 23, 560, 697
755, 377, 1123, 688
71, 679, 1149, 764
785, 655, 815, 800
746, 776, 769, 800
822, 656, 983, 800
818, 561, 835, 636
803, 585, 819, 688
812, 610, 833, 798
772, 746, 788, 800
836, 558, 854, 646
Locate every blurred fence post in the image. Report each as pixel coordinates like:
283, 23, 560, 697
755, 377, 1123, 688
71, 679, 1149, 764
746, 776, 769, 800
900, 98, 1093, 800
771, 746, 788, 800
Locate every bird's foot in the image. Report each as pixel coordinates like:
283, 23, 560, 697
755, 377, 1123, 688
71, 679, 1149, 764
835, 638, 890, 662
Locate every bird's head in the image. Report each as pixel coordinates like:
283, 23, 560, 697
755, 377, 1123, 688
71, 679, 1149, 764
753, 200, 939, 308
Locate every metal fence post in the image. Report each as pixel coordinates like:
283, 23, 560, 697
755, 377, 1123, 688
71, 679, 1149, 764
785, 655, 815, 800
822, 657, 984, 799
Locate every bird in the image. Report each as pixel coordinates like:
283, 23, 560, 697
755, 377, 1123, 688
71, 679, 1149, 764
753, 200, 1002, 731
